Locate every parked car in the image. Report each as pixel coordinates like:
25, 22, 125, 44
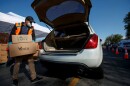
108, 43, 118, 50
118, 40, 130, 51
31, 0, 103, 78
112, 43, 118, 49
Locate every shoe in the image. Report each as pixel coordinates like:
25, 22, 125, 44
31, 76, 43, 83
12, 79, 18, 86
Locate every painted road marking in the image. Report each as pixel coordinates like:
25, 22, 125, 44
68, 77, 80, 86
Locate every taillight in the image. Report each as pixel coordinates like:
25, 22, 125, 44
38, 42, 43, 49
85, 34, 98, 49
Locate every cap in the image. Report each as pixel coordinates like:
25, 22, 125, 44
25, 16, 35, 23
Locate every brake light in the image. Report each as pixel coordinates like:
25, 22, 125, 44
38, 42, 43, 49
85, 34, 98, 49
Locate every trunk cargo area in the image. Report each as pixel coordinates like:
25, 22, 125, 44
44, 23, 90, 52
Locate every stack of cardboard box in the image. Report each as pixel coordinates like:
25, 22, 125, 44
0, 32, 9, 43
0, 33, 9, 64
9, 35, 37, 58
0, 44, 8, 63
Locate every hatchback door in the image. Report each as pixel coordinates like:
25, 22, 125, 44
31, 0, 93, 52
31, 0, 92, 28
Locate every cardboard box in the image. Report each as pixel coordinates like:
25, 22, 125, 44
9, 42, 36, 58
33, 50, 39, 57
12, 35, 32, 44
0, 56, 7, 63
0, 51, 8, 57
33, 43, 39, 60
33, 50, 39, 60
35, 42, 39, 50
0, 33, 9, 43
0, 44, 8, 51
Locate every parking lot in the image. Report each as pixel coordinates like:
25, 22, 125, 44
0, 48, 130, 86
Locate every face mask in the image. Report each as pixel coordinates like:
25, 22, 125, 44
27, 23, 32, 27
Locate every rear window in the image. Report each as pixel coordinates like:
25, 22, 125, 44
46, 0, 85, 21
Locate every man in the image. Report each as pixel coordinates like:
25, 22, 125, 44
8, 16, 42, 86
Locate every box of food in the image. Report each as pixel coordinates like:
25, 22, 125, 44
33, 50, 39, 57
35, 42, 39, 50
9, 42, 36, 58
33, 50, 39, 59
0, 51, 8, 57
12, 35, 32, 44
0, 56, 7, 63
33, 43, 39, 60
0, 44, 8, 51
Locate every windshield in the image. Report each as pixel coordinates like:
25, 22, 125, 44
46, 0, 85, 21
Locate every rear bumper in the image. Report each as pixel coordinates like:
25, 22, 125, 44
40, 59, 91, 71
39, 49, 103, 68
39, 39, 103, 68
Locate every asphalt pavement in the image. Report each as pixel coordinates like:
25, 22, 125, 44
0, 48, 130, 86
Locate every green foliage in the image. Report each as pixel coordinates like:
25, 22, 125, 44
124, 12, 130, 39
104, 34, 123, 45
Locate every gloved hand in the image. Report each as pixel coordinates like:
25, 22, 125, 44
8, 42, 12, 45
32, 40, 35, 42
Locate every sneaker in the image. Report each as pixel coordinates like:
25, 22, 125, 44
12, 79, 18, 86
31, 76, 43, 83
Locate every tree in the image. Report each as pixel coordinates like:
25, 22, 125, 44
124, 12, 130, 39
104, 34, 123, 45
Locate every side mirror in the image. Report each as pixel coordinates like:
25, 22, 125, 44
100, 39, 102, 42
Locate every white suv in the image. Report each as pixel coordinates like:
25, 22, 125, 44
32, 0, 103, 78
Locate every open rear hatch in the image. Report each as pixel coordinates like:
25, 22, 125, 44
31, 0, 92, 52
31, 0, 92, 27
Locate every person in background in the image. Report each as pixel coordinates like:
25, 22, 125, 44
8, 16, 42, 86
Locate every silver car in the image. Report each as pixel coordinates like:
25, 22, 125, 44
32, 0, 103, 78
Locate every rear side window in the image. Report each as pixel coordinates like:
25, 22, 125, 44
46, 0, 85, 21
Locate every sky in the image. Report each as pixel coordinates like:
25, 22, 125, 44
0, 0, 130, 42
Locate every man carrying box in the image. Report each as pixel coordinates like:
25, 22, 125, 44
8, 16, 42, 86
